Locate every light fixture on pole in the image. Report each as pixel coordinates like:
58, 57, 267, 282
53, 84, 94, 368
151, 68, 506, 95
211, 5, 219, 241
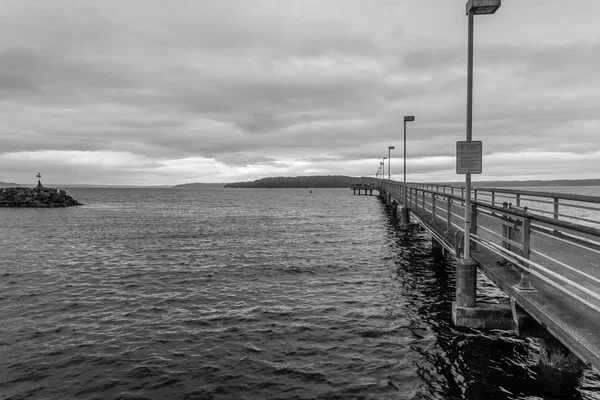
382, 157, 387, 181
466, 0, 500, 15
388, 146, 395, 180
457, 0, 501, 311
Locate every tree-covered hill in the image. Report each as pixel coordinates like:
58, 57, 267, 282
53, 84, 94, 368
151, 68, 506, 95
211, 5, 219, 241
171, 182, 226, 189
224, 175, 376, 188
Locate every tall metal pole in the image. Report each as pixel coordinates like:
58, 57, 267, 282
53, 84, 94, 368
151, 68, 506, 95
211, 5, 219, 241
403, 120, 407, 205
455, 9, 477, 310
388, 148, 391, 180
464, 10, 474, 261
382, 158, 386, 181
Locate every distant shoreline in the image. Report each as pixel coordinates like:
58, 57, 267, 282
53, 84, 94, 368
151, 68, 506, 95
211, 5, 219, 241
2, 178, 599, 190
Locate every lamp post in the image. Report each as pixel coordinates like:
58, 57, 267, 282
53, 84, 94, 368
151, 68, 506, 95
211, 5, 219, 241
401, 116, 415, 225
403, 116, 415, 202
382, 157, 387, 181
388, 146, 395, 180
458, 0, 501, 309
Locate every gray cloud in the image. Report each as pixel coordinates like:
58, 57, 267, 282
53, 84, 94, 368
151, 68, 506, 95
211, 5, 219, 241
0, 0, 599, 185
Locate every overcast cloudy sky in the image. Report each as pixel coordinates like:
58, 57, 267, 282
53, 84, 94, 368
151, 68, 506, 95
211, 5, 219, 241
1, 0, 599, 185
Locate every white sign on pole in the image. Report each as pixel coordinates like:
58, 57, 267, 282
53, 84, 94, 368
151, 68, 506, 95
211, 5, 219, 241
456, 140, 482, 174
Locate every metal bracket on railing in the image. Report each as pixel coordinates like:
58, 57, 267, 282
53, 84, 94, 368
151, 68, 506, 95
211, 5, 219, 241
455, 230, 465, 258
500, 203, 511, 265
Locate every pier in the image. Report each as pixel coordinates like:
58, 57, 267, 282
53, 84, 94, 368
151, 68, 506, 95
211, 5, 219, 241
351, 183, 377, 196
356, 181, 600, 374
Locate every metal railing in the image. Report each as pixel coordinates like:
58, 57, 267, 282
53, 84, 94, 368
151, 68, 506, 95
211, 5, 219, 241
380, 181, 600, 314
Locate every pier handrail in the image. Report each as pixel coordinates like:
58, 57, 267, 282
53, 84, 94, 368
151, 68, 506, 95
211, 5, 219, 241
384, 183, 600, 238
410, 183, 600, 230
379, 180, 600, 317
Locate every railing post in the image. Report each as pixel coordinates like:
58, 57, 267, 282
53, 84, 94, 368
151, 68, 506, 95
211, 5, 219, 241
417, 190, 420, 211
432, 194, 437, 222
517, 218, 534, 290
417, 189, 420, 211
470, 203, 478, 252
516, 193, 521, 207
500, 202, 510, 265
553, 197, 560, 234
413, 188, 417, 208
446, 197, 452, 232
421, 191, 425, 213
492, 191, 496, 208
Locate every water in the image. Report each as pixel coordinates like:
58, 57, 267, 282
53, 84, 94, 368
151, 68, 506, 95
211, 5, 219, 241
1, 188, 599, 399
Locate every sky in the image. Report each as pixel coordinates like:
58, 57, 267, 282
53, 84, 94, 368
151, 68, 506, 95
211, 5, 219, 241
1, 0, 599, 186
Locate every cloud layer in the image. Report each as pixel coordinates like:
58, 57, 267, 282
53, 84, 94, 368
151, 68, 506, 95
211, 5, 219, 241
1, 0, 599, 185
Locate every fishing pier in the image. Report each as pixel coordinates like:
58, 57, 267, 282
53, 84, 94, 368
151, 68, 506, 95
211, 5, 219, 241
357, 181, 600, 375
351, 183, 377, 196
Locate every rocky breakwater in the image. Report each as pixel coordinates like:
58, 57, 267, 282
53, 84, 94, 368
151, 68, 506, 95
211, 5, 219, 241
0, 187, 83, 207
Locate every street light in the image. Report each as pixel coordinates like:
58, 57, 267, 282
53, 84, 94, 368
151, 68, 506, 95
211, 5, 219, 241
382, 157, 387, 181
458, 0, 501, 309
466, 0, 500, 15
388, 146, 395, 180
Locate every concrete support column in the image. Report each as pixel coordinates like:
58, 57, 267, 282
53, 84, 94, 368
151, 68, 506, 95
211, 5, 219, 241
456, 259, 477, 307
432, 238, 443, 257
400, 206, 409, 225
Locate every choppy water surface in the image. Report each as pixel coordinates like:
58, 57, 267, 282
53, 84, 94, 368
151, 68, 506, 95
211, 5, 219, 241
1, 188, 598, 399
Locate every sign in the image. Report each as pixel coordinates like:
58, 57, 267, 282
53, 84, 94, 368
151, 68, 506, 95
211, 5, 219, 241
456, 141, 482, 174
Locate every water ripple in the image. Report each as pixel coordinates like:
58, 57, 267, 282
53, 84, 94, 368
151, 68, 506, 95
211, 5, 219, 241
0, 188, 597, 399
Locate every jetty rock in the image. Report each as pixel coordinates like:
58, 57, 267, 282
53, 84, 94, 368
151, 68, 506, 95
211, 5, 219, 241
0, 187, 83, 207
